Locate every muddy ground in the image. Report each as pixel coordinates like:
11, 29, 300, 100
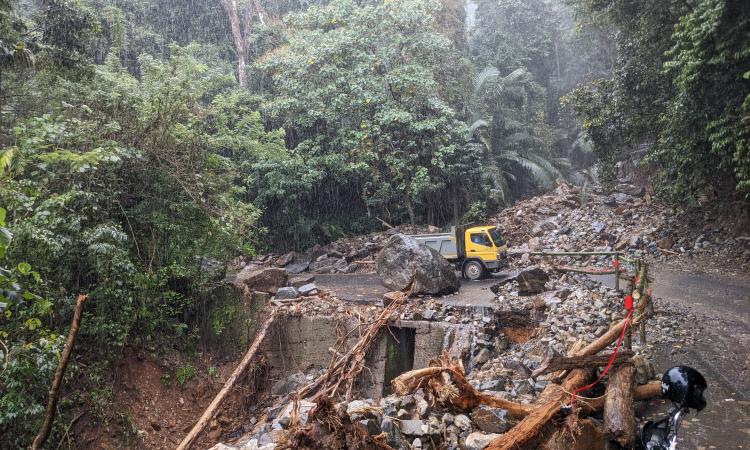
317, 269, 750, 449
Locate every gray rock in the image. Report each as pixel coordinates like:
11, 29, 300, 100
416, 397, 430, 418
513, 379, 534, 395
399, 419, 429, 436
233, 267, 288, 294
474, 348, 492, 365
453, 414, 472, 431
465, 432, 501, 450
333, 258, 349, 272
605, 192, 632, 205
289, 274, 315, 288
381, 396, 400, 416
285, 260, 310, 274
271, 372, 306, 396
412, 438, 422, 448
360, 419, 381, 436
376, 234, 460, 295
422, 309, 437, 320
309, 257, 338, 273
274, 287, 298, 300
479, 378, 505, 391
274, 400, 315, 428
298, 283, 319, 296
341, 262, 359, 273
381, 418, 404, 448
471, 406, 510, 434
532, 217, 559, 236
504, 358, 532, 378
516, 267, 549, 295
275, 251, 295, 267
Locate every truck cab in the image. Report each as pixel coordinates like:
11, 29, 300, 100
461, 225, 508, 280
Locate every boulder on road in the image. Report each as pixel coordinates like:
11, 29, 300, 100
376, 234, 459, 295
233, 267, 288, 294
516, 267, 549, 295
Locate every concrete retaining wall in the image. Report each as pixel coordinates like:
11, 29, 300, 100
262, 315, 466, 400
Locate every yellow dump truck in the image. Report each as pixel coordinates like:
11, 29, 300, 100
410, 225, 508, 280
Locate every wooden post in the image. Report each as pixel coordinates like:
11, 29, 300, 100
31, 294, 88, 450
635, 263, 648, 345
614, 254, 620, 291
604, 365, 636, 447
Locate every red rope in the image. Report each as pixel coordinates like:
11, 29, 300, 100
569, 302, 635, 406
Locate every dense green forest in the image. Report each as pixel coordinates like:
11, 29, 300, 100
0, 0, 748, 446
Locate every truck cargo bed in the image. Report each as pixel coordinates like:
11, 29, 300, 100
410, 233, 458, 260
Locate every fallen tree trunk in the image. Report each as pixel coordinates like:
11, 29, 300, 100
176, 307, 278, 450
31, 294, 88, 450
603, 365, 636, 447
531, 351, 634, 378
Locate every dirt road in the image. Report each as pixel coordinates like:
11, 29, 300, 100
316, 269, 750, 448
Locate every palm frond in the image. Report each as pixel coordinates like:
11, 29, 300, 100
482, 162, 511, 205
473, 66, 500, 94
500, 152, 560, 189
468, 119, 489, 136
501, 68, 531, 86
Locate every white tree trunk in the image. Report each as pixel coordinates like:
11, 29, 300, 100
220, 0, 248, 87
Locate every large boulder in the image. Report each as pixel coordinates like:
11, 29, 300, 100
233, 267, 287, 294
376, 234, 459, 295
516, 267, 549, 296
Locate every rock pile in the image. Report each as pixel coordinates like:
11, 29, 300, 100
494, 181, 750, 276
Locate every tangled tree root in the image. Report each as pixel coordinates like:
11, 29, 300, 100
391, 352, 534, 417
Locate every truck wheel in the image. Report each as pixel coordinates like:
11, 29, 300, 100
463, 261, 485, 280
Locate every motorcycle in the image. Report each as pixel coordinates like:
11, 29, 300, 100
638, 366, 707, 450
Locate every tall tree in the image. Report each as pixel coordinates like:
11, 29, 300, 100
219, 0, 267, 86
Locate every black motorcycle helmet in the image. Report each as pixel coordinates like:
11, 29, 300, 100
661, 366, 707, 411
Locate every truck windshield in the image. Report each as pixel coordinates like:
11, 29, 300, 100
488, 227, 504, 246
